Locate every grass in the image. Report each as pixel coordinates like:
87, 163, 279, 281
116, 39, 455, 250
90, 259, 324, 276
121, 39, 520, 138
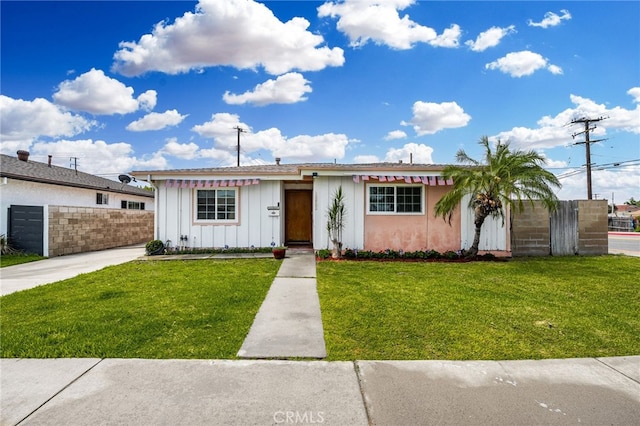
2, 255, 639, 361
0, 254, 46, 268
0, 259, 281, 358
317, 256, 640, 360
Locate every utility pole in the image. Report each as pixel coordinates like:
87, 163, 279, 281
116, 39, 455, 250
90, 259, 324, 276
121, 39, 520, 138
70, 157, 79, 175
233, 126, 245, 167
570, 116, 607, 200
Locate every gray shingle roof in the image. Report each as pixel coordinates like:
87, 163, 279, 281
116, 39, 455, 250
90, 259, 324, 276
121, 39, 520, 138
1, 154, 154, 198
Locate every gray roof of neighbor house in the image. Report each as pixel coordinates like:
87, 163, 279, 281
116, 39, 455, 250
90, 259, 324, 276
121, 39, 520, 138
1, 153, 154, 198
131, 162, 450, 179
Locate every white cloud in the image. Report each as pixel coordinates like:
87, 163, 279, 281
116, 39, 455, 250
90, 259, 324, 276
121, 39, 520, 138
53, 68, 157, 115
566, 94, 639, 134
547, 64, 563, 75
401, 101, 471, 135
354, 154, 380, 163
485, 50, 562, 77
198, 147, 237, 164
430, 24, 462, 48
318, 0, 460, 49
192, 113, 353, 162
491, 89, 640, 150
543, 157, 568, 169
112, 0, 344, 76
384, 130, 407, 140
223, 73, 312, 106
465, 25, 516, 52
384, 143, 434, 164
628, 87, 640, 103
126, 110, 188, 131
528, 10, 572, 29
29, 139, 168, 176
192, 112, 251, 150
268, 132, 351, 162
160, 138, 200, 160
0, 95, 95, 153
137, 91, 158, 112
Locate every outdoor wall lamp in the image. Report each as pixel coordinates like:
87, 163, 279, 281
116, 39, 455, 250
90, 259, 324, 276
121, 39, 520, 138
312, 172, 318, 178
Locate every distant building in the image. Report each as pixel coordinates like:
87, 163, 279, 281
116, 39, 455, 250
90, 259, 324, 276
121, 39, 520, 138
1, 151, 154, 256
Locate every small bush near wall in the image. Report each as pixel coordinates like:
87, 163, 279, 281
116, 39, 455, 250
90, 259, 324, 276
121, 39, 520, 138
317, 248, 499, 262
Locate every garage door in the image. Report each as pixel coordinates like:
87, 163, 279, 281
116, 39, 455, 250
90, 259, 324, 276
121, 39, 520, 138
9, 205, 44, 255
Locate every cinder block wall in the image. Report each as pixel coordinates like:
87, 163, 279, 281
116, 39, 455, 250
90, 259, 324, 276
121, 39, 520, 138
577, 200, 608, 255
48, 206, 153, 257
511, 200, 608, 256
511, 202, 550, 256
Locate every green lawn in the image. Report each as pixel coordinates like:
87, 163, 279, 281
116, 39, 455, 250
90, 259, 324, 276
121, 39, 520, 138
2, 255, 638, 361
0, 254, 46, 268
0, 259, 281, 358
317, 256, 640, 360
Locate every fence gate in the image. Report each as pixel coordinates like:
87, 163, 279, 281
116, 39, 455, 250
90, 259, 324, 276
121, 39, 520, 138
8, 205, 44, 255
550, 200, 578, 255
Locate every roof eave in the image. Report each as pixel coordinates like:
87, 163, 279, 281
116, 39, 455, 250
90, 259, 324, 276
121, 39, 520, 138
2, 173, 154, 198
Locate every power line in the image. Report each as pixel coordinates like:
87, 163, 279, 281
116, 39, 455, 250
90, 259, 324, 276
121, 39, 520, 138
556, 158, 640, 180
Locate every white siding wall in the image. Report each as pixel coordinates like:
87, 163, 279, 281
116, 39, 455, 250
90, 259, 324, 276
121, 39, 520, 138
155, 181, 283, 248
460, 194, 508, 250
0, 178, 153, 236
313, 176, 364, 250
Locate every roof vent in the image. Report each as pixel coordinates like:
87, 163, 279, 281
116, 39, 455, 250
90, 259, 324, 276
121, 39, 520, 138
275, 157, 281, 166
17, 150, 29, 162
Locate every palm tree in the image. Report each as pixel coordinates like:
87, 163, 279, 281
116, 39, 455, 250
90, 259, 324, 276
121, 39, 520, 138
434, 136, 561, 258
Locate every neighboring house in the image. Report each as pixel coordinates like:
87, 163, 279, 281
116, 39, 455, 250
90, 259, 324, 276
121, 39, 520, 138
609, 204, 640, 232
131, 161, 508, 253
1, 151, 154, 256
614, 204, 640, 216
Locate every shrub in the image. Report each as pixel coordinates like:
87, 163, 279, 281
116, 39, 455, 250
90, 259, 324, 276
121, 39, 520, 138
316, 249, 331, 259
145, 240, 165, 255
442, 250, 460, 260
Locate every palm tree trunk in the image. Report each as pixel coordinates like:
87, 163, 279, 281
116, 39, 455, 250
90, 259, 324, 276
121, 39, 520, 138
468, 209, 487, 258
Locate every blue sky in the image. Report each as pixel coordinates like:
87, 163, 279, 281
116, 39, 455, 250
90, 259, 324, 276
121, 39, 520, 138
1, 0, 638, 202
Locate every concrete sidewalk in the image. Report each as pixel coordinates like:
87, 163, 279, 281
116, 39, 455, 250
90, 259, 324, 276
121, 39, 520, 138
1, 356, 638, 425
0, 244, 145, 296
238, 252, 326, 358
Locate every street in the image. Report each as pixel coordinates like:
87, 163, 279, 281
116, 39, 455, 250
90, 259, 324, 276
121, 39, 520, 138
609, 232, 640, 257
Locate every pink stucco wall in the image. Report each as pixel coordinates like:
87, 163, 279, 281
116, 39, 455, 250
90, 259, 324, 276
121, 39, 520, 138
363, 186, 461, 252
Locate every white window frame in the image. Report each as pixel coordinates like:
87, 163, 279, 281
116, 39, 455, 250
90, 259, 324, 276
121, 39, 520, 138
121, 200, 145, 210
366, 184, 424, 215
96, 192, 109, 205
194, 188, 239, 223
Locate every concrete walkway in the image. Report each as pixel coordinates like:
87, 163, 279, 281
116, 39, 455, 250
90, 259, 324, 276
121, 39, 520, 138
238, 252, 326, 359
2, 356, 638, 425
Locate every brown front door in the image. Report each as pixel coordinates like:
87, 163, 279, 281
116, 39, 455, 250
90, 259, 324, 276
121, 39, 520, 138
285, 190, 312, 245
